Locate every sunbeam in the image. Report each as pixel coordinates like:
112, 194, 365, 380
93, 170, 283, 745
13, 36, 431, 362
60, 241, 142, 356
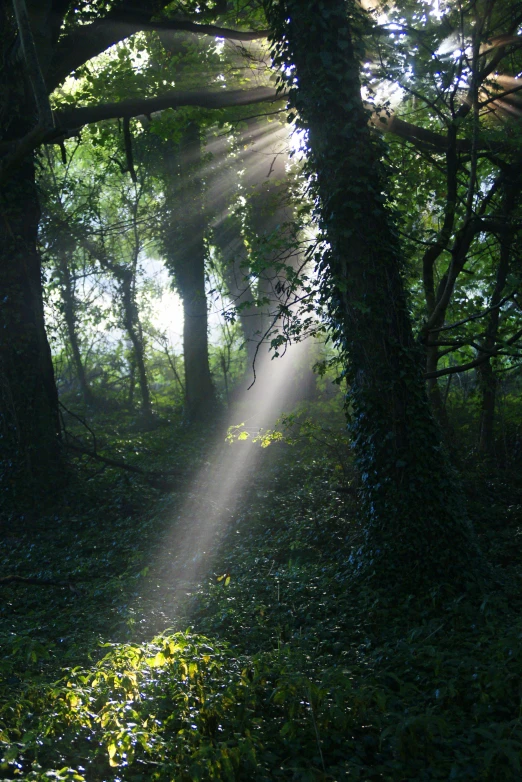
135, 335, 312, 634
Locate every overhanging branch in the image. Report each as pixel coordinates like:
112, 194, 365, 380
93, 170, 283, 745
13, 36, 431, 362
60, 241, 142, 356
50, 10, 268, 91
54, 86, 283, 128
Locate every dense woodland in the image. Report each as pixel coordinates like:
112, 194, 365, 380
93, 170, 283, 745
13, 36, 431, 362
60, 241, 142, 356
1, 0, 522, 779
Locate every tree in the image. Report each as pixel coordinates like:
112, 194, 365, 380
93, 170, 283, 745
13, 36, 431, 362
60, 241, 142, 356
264, 0, 485, 589
0, 0, 275, 497
0, 0, 62, 498
371, 0, 522, 451
162, 123, 217, 420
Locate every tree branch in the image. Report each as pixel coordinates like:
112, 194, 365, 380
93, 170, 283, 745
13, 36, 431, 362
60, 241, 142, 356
429, 293, 515, 333
50, 9, 268, 91
373, 113, 472, 152
54, 86, 282, 128
425, 327, 522, 378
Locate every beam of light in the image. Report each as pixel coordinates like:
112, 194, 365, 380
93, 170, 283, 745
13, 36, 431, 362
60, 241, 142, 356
131, 335, 313, 636
125, 104, 315, 635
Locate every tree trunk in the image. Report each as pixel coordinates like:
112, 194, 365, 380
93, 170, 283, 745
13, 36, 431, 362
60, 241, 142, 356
426, 346, 452, 435
265, 0, 483, 589
213, 216, 266, 371
162, 125, 216, 420
0, 152, 62, 498
477, 359, 497, 459
477, 205, 514, 460
56, 248, 95, 406
214, 117, 304, 379
0, 3, 64, 503
128, 353, 136, 410
119, 270, 153, 419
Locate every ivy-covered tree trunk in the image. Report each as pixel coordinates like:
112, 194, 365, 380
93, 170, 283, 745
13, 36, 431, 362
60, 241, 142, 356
265, 0, 484, 588
163, 125, 216, 420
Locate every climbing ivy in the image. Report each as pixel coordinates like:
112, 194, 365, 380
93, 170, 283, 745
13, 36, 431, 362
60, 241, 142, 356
263, 0, 486, 590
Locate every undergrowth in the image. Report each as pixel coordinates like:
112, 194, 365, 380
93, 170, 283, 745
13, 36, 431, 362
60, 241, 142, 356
1, 409, 522, 780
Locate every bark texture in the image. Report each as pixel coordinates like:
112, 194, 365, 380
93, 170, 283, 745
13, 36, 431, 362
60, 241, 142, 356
265, 0, 484, 589
0, 151, 62, 494
0, 3, 62, 499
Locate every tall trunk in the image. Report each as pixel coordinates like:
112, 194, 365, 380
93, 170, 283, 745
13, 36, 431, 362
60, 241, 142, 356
56, 248, 94, 406
0, 146, 62, 499
119, 270, 152, 419
213, 216, 265, 371
265, 0, 483, 589
426, 346, 451, 434
477, 198, 514, 459
163, 126, 216, 420
477, 359, 497, 459
0, 4, 63, 500
128, 353, 136, 410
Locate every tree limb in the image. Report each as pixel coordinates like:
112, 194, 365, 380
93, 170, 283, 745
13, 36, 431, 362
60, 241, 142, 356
425, 327, 522, 378
54, 86, 282, 128
49, 8, 268, 91
429, 293, 515, 333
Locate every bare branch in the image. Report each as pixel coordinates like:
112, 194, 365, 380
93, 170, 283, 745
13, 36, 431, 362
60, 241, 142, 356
429, 293, 516, 333
64, 441, 182, 479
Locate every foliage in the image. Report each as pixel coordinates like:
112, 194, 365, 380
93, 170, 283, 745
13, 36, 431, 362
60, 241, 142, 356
2, 407, 522, 780
3, 0, 522, 778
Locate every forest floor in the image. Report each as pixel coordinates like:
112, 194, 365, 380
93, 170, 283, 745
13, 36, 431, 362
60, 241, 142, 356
1, 403, 522, 781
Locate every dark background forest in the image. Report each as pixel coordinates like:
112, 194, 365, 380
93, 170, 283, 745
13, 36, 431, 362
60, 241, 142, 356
1, 0, 522, 779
